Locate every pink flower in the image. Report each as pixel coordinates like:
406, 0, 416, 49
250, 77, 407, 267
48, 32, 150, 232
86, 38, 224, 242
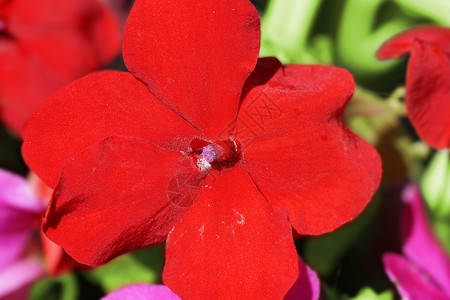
383, 184, 450, 300
0, 169, 86, 300
0, 169, 44, 299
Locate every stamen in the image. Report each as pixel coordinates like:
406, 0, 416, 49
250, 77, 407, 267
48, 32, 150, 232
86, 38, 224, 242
189, 138, 242, 171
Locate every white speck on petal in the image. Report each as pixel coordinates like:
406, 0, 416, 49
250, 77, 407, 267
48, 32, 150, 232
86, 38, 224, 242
233, 209, 246, 225
198, 224, 205, 236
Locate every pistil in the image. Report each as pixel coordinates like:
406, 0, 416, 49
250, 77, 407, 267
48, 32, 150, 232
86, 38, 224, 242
200, 140, 241, 169
189, 138, 242, 171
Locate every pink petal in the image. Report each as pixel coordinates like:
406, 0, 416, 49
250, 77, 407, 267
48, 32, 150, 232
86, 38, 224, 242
0, 257, 45, 299
401, 184, 450, 294
0, 169, 43, 271
102, 284, 180, 300
383, 253, 448, 300
284, 257, 320, 300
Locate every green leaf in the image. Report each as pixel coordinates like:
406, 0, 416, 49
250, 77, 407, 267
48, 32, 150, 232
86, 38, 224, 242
345, 86, 406, 146
433, 219, 450, 254
421, 150, 450, 252
393, 0, 450, 26
30, 273, 79, 300
336, 0, 411, 78
83, 245, 164, 293
348, 287, 393, 300
260, 0, 324, 63
303, 194, 380, 277
421, 150, 450, 217
0, 125, 28, 174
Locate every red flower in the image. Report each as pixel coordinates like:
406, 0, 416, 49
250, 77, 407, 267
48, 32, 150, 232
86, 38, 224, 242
0, 0, 121, 136
377, 26, 450, 149
23, 0, 381, 299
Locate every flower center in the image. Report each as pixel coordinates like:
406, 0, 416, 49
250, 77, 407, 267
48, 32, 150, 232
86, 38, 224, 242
189, 138, 242, 170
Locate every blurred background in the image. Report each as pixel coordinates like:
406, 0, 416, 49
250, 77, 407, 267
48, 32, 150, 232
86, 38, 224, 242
1, 0, 449, 299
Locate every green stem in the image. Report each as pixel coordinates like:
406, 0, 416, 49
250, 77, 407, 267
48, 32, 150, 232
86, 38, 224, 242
260, 0, 322, 62
337, 0, 410, 76
349, 85, 406, 118
393, 0, 450, 26
345, 85, 406, 145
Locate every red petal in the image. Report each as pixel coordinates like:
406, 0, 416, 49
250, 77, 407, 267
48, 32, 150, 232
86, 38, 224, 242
8, 0, 120, 65
123, 0, 260, 135
22, 71, 200, 189
405, 41, 450, 149
80, 0, 122, 65
43, 136, 205, 266
237, 58, 381, 235
377, 26, 450, 59
41, 231, 87, 275
0, 0, 120, 135
27, 172, 53, 204
0, 32, 95, 135
163, 166, 298, 300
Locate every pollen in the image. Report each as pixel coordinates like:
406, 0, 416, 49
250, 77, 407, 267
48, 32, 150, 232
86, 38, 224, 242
197, 157, 211, 172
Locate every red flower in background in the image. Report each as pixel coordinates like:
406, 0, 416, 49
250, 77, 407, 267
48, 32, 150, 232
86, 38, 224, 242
0, 0, 121, 136
23, 0, 381, 299
103, 0, 134, 29
377, 26, 450, 149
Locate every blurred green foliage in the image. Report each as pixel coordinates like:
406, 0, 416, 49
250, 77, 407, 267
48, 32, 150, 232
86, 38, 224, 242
260, 0, 448, 90
30, 246, 163, 300
0, 125, 27, 175
421, 150, 450, 252
348, 287, 393, 300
